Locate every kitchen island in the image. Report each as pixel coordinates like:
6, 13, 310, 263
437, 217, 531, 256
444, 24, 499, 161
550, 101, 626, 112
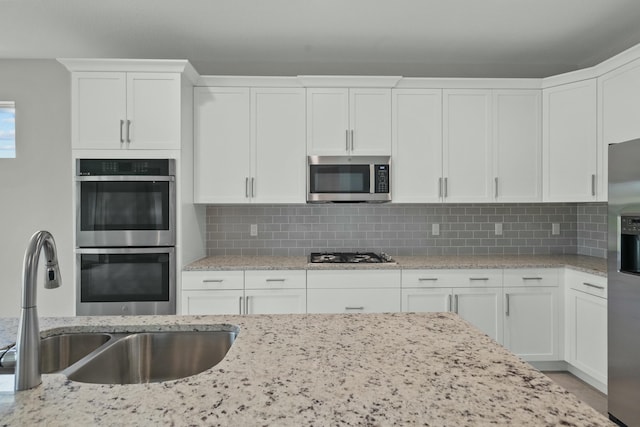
0, 313, 612, 426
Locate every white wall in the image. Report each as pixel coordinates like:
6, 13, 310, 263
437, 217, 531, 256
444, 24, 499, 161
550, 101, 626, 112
0, 59, 73, 317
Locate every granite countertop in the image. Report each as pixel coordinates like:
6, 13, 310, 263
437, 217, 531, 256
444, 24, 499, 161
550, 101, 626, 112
185, 254, 607, 276
0, 313, 613, 426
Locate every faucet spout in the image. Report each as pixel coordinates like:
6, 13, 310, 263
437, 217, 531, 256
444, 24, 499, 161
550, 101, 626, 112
14, 230, 61, 391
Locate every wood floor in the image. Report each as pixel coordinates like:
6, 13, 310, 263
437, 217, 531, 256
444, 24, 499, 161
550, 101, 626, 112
544, 371, 608, 417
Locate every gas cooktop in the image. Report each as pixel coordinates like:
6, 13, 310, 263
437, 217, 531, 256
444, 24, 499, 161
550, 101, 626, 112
309, 252, 394, 264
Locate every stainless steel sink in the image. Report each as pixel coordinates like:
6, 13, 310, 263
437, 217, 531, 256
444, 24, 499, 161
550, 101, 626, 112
40, 333, 112, 374
65, 331, 236, 384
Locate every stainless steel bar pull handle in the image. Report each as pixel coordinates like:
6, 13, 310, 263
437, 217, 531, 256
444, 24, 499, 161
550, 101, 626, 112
126, 120, 131, 143
454, 294, 459, 313
266, 279, 286, 282
591, 174, 596, 196
522, 277, 543, 281
245, 177, 249, 198
345, 306, 364, 311
251, 177, 255, 198
350, 130, 354, 151
495, 177, 499, 198
202, 279, 224, 283
439, 177, 443, 198
245, 296, 250, 314
238, 297, 243, 315
505, 293, 510, 316
418, 277, 438, 282
346, 130, 349, 152
583, 282, 605, 290
448, 294, 452, 312
444, 178, 448, 198
469, 277, 489, 281
119, 120, 124, 143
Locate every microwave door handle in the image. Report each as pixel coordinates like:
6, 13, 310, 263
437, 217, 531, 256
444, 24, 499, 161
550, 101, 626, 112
75, 175, 175, 182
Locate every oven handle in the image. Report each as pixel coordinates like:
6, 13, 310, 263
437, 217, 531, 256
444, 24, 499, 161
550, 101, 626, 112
76, 175, 175, 182
76, 247, 175, 255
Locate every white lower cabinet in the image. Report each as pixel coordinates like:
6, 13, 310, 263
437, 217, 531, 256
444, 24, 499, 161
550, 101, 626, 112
503, 269, 560, 361
307, 270, 401, 313
181, 270, 306, 315
455, 287, 504, 343
565, 270, 607, 389
401, 269, 504, 343
503, 287, 559, 361
244, 270, 307, 314
183, 289, 244, 315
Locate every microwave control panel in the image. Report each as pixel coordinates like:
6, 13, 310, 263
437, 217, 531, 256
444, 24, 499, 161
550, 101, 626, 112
374, 164, 390, 193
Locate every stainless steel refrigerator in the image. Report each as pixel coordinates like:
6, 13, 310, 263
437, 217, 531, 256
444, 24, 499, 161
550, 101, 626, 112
608, 138, 640, 426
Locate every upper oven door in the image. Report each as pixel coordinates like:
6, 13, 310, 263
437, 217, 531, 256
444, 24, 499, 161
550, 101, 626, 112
76, 175, 176, 247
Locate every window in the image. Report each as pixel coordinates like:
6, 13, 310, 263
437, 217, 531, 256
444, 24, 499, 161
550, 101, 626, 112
0, 101, 16, 158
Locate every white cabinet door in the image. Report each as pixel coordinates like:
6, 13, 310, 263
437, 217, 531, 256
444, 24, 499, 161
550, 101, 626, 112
126, 73, 180, 150
567, 288, 607, 385
72, 72, 126, 149
401, 288, 451, 312
598, 59, 640, 200
194, 87, 251, 203
306, 88, 391, 156
245, 289, 307, 314
543, 79, 597, 201
307, 288, 401, 313
349, 88, 392, 155
251, 88, 306, 203
443, 90, 493, 202
392, 89, 443, 203
493, 90, 542, 202
182, 290, 243, 315
503, 287, 559, 361
306, 88, 350, 155
454, 287, 503, 343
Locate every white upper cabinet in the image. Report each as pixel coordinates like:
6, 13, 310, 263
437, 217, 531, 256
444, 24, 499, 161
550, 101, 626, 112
194, 87, 251, 204
443, 90, 493, 202
543, 79, 597, 202
72, 72, 180, 150
194, 87, 306, 204
392, 89, 443, 203
251, 88, 306, 203
598, 58, 640, 201
493, 90, 542, 202
307, 88, 391, 156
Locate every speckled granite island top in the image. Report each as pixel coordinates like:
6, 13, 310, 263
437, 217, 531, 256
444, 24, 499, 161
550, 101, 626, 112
0, 313, 612, 426
185, 254, 607, 276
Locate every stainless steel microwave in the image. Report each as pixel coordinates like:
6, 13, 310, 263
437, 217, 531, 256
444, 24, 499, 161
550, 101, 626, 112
307, 156, 391, 202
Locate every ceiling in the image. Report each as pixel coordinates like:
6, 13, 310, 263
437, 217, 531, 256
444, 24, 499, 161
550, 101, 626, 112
3, 0, 640, 78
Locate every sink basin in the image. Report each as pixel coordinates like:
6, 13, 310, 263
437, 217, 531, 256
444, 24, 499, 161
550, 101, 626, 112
40, 333, 112, 374
66, 331, 236, 384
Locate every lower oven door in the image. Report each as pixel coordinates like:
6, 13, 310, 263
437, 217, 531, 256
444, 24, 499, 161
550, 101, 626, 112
76, 247, 175, 316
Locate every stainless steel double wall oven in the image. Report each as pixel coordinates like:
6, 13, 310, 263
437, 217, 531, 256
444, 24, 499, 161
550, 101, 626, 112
75, 159, 176, 315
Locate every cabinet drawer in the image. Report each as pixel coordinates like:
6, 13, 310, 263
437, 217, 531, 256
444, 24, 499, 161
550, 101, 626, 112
503, 268, 560, 287
307, 288, 401, 313
568, 270, 607, 298
245, 270, 306, 289
307, 270, 401, 289
402, 269, 502, 288
182, 271, 244, 290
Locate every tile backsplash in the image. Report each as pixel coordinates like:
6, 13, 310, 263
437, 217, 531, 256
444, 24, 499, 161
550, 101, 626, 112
205, 202, 607, 258
577, 202, 607, 258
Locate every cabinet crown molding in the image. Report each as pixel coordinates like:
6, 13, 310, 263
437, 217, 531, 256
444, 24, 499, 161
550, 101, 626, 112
57, 58, 199, 82
298, 75, 402, 88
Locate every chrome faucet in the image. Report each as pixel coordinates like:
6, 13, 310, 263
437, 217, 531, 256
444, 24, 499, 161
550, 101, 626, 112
12, 231, 61, 391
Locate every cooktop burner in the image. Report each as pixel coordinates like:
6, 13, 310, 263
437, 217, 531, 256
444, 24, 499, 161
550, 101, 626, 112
309, 252, 394, 264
